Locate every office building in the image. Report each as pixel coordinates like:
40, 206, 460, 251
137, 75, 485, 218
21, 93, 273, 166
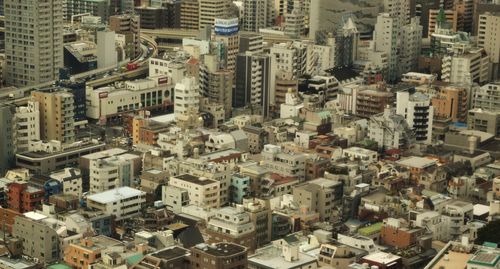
86, 186, 146, 221
63, 41, 98, 75
468, 109, 500, 137
5, 0, 63, 86
13, 215, 60, 264
198, 0, 231, 29
174, 77, 200, 129
242, 0, 275, 32
239, 32, 264, 54
396, 91, 434, 144
214, 18, 240, 71
31, 90, 75, 144
477, 12, 500, 80
335, 16, 360, 67
64, 0, 111, 22
109, 14, 140, 59
180, 0, 199, 30
234, 52, 272, 117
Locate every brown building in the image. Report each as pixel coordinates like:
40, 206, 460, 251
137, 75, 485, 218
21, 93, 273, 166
138, 121, 170, 146
305, 158, 331, 181
180, 0, 199, 30
109, 14, 141, 59
48, 193, 80, 212
356, 89, 394, 118
189, 242, 247, 269
431, 85, 469, 122
0, 207, 22, 234
242, 125, 268, 154
275, 71, 298, 106
64, 236, 123, 269
380, 218, 426, 248
318, 243, 367, 268
428, 8, 459, 37
7, 182, 44, 213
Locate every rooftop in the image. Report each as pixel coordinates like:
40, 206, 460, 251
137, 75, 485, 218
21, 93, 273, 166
151, 246, 190, 260
86, 187, 145, 204
174, 174, 218, 186
193, 243, 246, 257
397, 156, 437, 169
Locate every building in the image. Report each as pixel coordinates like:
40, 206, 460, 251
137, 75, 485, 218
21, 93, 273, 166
162, 185, 190, 213
234, 52, 272, 117
64, 236, 124, 269
374, 13, 399, 83
380, 218, 427, 248
12, 101, 41, 154
293, 178, 343, 222
199, 54, 233, 119
13, 215, 60, 264
360, 251, 403, 269
174, 77, 200, 129
239, 32, 264, 54
7, 182, 44, 213
63, 41, 98, 75
318, 243, 368, 268
180, 0, 199, 30
86, 186, 146, 221
441, 48, 490, 85
64, 0, 112, 22
31, 90, 75, 144
355, 89, 394, 118
109, 14, 140, 59
168, 174, 220, 208
473, 83, 500, 110
214, 18, 240, 72
396, 91, 434, 144
131, 246, 191, 269
4, 0, 63, 86
50, 168, 82, 198
428, 8, 459, 37
189, 243, 248, 269
261, 144, 307, 182
198, 0, 231, 29
89, 154, 138, 193
368, 106, 415, 150
477, 12, 500, 80
206, 206, 256, 252
242, 0, 275, 32
432, 85, 469, 123
284, 8, 304, 38
96, 30, 117, 69
16, 141, 106, 175
468, 109, 500, 137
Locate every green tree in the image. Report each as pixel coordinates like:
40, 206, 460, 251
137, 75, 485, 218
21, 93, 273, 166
475, 220, 500, 245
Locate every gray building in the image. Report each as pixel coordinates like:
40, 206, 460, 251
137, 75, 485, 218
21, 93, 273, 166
64, 0, 112, 22
5, 0, 63, 87
242, 0, 275, 32
13, 216, 60, 264
293, 178, 343, 222
239, 32, 264, 54
0, 103, 15, 175
234, 52, 271, 117
468, 109, 500, 137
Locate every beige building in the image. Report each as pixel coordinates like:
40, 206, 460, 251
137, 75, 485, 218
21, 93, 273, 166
428, 9, 458, 37
293, 178, 343, 222
5, 0, 63, 86
432, 85, 469, 123
31, 90, 75, 144
198, 0, 231, 29
109, 14, 141, 59
199, 54, 233, 119
468, 108, 500, 137
13, 215, 60, 264
180, 0, 200, 30
477, 12, 500, 80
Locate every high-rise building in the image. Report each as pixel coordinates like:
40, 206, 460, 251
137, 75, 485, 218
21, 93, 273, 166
109, 14, 140, 59
374, 13, 400, 83
477, 12, 500, 80
64, 0, 112, 22
239, 32, 264, 54
235, 52, 272, 117
5, 0, 64, 87
174, 77, 200, 128
384, 0, 412, 25
31, 90, 76, 144
213, 18, 240, 72
396, 91, 434, 144
335, 16, 360, 67
0, 104, 15, 175
199, 54, 234, 119
242, 0, 275, 32
428, 8, 459, 37
284, 8, 304, 38
198, 0, 231, 29
180, 0, 199, 30
441, 47, 490, 85
13, 101, 40, 154
399, 17, 423, 75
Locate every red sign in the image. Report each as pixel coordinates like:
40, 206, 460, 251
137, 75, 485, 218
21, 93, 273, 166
99, 92, 108, 99
158, 76, 168, 85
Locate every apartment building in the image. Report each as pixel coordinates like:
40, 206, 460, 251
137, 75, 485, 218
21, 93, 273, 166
169, 174, 220, 208
109, 14, 141, 59
293, 178, 343, 222
431, 85, 469, 123
4, 0, 63, 86
206, 206, 256, 252
468, 109, 500, 137
242, 0, 274, 32
396, 91, 434, 144
368, 107, 415, 150
473, 82, 500, 110
31, 90, 76, 144
13, 215, 60, 264
441, 48, 490, 85
7, 182, 44, 213
180, 0, 199, 30
50, 168, 83, 198
261, 144, 307, 181
198, 0, 231, 29
89, 154, 138, 193
13, 101, 40, 154
477, 12, 500, 79
199, 54, 234, 119
64, 236, 124, 269
86, 187, 146, 221
189, 243, 248, 269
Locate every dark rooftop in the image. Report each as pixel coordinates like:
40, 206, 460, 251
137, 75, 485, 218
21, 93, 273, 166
326, 66, 360, 82
175, 174, 217, 186
152, 246, 190, 260
192, 243, 246, 257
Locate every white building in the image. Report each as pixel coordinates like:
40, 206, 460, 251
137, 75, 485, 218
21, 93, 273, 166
14, 101, 40, 154
174, 77, 200, 128
261, 144, 307, 181
342, 147, 378, 163
86, 187, 146, 220
284, 8, 304, 39
86, 76, 174, 120
50, 168, 83, 198
207, 206, 255, 241
242, 0, 275, 32
442, 47, 490, 85
89, 154, 138, 193
96, 30, 117, 69
368, 106, 415, 149
169, 174, 220, 208
280, 89, 303, 118
270, 41, 307, 79
472, 83, 500, 110
374, 13, 399, 82
148, 57, 187, 85
396, 91, 434, 144
162, 185, 189, 214
399, 17, 422, 76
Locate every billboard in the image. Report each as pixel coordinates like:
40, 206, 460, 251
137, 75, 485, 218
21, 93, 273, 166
214, 18, 239, 35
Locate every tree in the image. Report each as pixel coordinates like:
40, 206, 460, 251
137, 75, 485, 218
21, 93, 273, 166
475, 220, 500, 245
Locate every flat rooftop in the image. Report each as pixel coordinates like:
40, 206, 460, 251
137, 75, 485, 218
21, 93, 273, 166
86, 186, 145, 204
397, 156, 437, 169
152, 246, 190, 260
174, 174, 217, 186
193, 243, 246, 257
431, 250, 471, 269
